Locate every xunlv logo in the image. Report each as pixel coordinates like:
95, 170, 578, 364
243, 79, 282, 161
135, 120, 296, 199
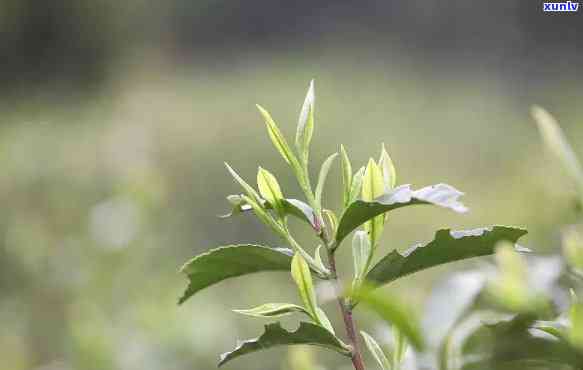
543, 1, 580, 11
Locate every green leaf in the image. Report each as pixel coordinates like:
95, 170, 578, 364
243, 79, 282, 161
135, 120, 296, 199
362, 158, 386, 247
379, 143, 397, 191
296, 80, 315, 163
459, 315, 583, 370
241, 195, 285, 237
352, 230, 371, 283
221, 195, 318, 230
292, 253, 319, 319
532, 105, 583, 192
225, 163, 262, 203
315, 308, 335, 334
355, 288, 424, 351
219, 194, 252, 218
336, 183, 469, 245
224, 164, 280, 233
257, 167, 285, 215
340, 144, 353, 207
361, 331, 392, 370
283, 199, 318, 229
315, 153, 338, 208
179, 245, 295, 304
256, 104, 300, 168
313, 245, 330, 275
233, 303, 308, 318
323, 209, 338, 234
349, 166, 365, 205
365, 226, 527, 289
218, 322, 350, 367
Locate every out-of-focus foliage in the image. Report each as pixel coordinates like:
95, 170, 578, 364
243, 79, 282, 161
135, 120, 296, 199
417, 110, 583, 370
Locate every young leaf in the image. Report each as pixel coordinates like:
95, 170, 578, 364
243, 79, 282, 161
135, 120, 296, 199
292, 253, 319, 319
179, 245, 296, 304
241, 194, 285, 237
257, 167, 285, 215
379, 143, 397, 191
224, 166, 280, 235
348, 166, 365, 205
315, 153, 339, 208
234, 303, 308, 318
256, 104, 300, 167
296, 80, 315, 163
336, 183, 468, 245
316, 308, 335, 334
361, 331, 392, 370
340, 144, 353, 207
362, 158, 385, 247
531, 106, 583, 192
219, 194, 252, 218
352, 230, 371, 283
313, 245, 330, 275
355, 287, 424, 351
323, 209, 338, 234
225, 162, 262, 204
364, 226, 528, 290
218, 322, 350, 367
220, 195, 318, 230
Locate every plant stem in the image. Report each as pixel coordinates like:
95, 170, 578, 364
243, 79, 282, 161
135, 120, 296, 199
327, 247, 366, 370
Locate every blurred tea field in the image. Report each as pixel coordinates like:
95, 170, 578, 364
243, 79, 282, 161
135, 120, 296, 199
1, 44, 582, 370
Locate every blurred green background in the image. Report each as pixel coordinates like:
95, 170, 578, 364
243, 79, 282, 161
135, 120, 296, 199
0, 1, 582, 369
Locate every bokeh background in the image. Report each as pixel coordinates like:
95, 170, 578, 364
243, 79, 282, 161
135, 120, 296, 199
1, 1, 582, 369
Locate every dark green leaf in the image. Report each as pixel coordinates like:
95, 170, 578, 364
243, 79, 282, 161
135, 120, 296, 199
218, 322, 350, 367
335, 184, 468, 245
365, 226, 527, 288
460, 315, 583, 370
179, 245, 294, 304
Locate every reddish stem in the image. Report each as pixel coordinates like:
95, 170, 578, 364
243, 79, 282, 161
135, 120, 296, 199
328, 250, 366, 370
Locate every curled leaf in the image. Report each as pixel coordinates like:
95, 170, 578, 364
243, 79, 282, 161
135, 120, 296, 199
365, 226, 528, 289
234, 303, 308, 318
218, 322, 350, 367
179, 245, 295, 304
336, 183, 469, 245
